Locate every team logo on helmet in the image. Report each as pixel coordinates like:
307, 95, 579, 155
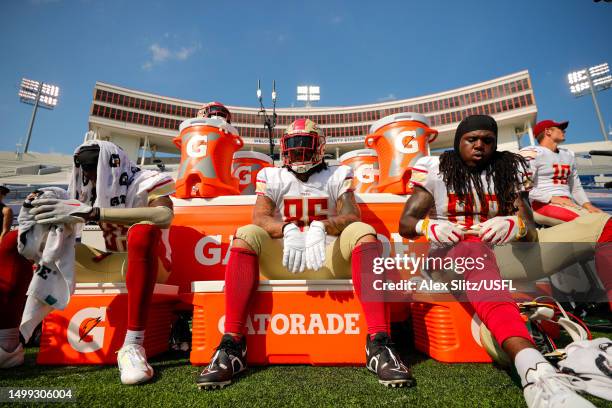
109, 154, 121, 168
281, 118, 326, 174
197, 101, 231, 123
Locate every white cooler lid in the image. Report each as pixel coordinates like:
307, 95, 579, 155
192, 279, 354, 293
233, 151, 274, 163
74, 283, 178, 296
178, 117, 239, 136
339, 149, 377, 163
369, 112, 430, 134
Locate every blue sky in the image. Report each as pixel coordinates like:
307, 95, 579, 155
0, 0, 611, 154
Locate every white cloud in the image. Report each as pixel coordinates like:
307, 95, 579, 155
142, 42, 201, 70
150, 43, 172, 62
175, 44, 200, 60
330, 15, 344, 24
377, 93, 396, 102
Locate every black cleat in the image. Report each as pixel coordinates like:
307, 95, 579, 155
196, 334, 247, 390
366, 332, 415, 388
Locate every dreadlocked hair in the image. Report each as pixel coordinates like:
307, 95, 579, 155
438, 150, 529, 216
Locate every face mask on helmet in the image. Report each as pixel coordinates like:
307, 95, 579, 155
281, 119, 325, 174
198, 102, 231, 123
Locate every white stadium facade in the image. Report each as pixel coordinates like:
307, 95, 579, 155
88, 70, 539, 163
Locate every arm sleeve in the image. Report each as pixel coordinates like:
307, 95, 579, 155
335, 165, 354, 201
568, 153, 589, 206
147, 177, 175, 203
255, 167, 276, 203
520, 148, 552, 203
409, 156, 436, 196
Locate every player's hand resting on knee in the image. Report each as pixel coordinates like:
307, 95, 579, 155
305, 220, 327, 270
471, 216, 525, 244
282, 223, 306, 274
417, 219, 465, 244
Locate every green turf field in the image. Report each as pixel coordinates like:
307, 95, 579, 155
1, 343, 610, 408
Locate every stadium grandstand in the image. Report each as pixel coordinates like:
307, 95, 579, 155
89, 70, 539, 162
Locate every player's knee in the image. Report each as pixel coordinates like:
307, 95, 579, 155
339, 222, 377, 260
127, 223, 161, 255
234, 224, 269, 255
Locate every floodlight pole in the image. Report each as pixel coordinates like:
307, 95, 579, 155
21, 81, 43, 157
585, 70, 609, 142
257, 79, 278, 159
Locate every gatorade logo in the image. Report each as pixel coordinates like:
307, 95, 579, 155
355, 164, 379, 184
67, 307, 107, 353
394, 130, 419, 154
218, 313, 361, 335
194, 234, 234, 266
233, 165, 252, 185
186, 134, 208, 158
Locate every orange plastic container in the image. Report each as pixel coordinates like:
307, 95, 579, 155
410, 294, 492, 363
173, 117, 243, 198
37, 283, 179, 365
232, 151, 274, 195
190, 280, 369, 366
365, 112, 438, 194
339, 149, 380, 193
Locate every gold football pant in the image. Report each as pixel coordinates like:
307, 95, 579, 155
235, 222, 376, 280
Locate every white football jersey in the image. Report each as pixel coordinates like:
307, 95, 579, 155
519, 146, 589, 206
255, 165, 354, 228
409, 156, 530, 228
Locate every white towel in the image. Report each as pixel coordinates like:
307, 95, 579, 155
70, 140, 169, 209
17, 187, 77, 342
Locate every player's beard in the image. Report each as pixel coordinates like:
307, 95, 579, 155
286, 160, 328, 181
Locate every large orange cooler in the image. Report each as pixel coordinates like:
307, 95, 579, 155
173, 117, 243, 198
339, 149, 380, 193
232, 151, 274, 195
190, 279, 368, 366
37, 283, 179, 365
410, 294, 492, 363
365, 112, 438, 194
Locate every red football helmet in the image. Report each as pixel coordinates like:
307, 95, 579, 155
281, 118, 325, 173
197, 101, 231, 123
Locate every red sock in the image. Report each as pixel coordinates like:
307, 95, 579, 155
352, 243, 389, 335
223, 247, 259, 334
451, 240, 532, 346
596, 219, 612, 311
0, 230, 33, 329
125, 224, 160, 331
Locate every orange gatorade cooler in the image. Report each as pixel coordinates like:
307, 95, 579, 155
410, 294, 492, 363
173, 117, 243, 198
339, 149, 380, 193
232, 151, 274, 195
37, 283, 179, 365
190, 280, 368, 366
365, 112, 438, 194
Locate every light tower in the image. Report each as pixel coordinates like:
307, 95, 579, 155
567, 63, 611, 142
17, 78, 60, 158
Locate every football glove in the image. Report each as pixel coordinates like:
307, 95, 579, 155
471, 216, 525, 244
282, 223, 306, 274
416, 219, 465, 244
305, 220, 326, 271
30, 198, 92, 225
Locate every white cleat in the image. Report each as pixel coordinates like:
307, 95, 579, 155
0, 343, 24, 368
117, 344, 154, 385
523, 362, 595, 408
